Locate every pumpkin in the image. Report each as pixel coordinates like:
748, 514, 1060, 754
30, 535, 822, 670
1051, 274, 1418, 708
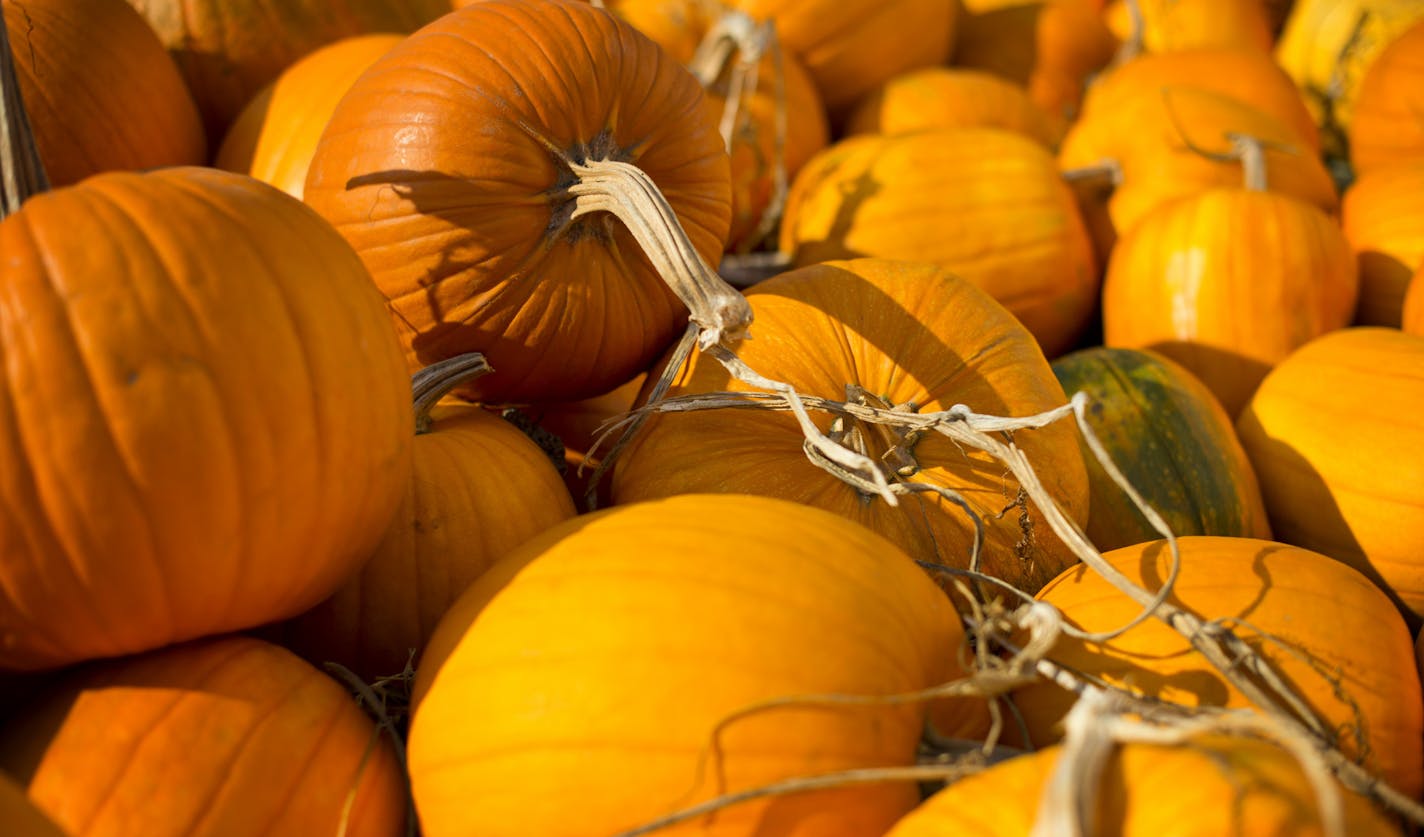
0, 772, 63, 837
304, 0, 733, 404
215, 33, 403, 200
1236, 327, 1424, 627
409, 493, 978, 836
1274, 0, 1424, 157
1059, 85, 1339, 258
1102, 0, 1275, 56
885, 734, 1400, 836
0, 636, 406, 836
844, 67, 1058, 146
612, 258, 1091, 595
1009, 536, 1424, 797
1050, 347, 1271, 551
950, 0, 1118, 136
1349, 18, 1424, 176
0, 165, 414, 671
1080, 47, 1320, 154
2, 0, 204, 185
781, 128, 1099, 357
1404, 262, 1424, 336
126, 0, 447, 141
1101, 178, 1358, 418
1341, 162, 1424, 327
530, 371, 646, 510
278, 356, 578, 681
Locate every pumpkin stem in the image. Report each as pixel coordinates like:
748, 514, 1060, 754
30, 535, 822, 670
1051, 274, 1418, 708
0, 9, 48, 217
1159, 88, 1295, 190
410, 352, 492, 434
1061, 160, 1123, 189
1229, 133, 1269, 191
1112, 0, 1146, 66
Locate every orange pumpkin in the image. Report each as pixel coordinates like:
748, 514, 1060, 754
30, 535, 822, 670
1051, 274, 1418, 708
0, 636, 407, 836
1102, 183, 1358, 418
886, 734, 1400, 836
0, 167, 414, 671
127, 0, 447, 141
215, 33, 404, 200
304, 0, 732, 404
2, 0, 205, 185
1102, 0, 1275, 55
1348, 17, 1424, 175
409, 493, 975, 836
1341, 162, 1424, 327
1010, 536, 1424, 797
845, 67, 1057, 146
1236, 327, 1424, 626
781, 128, 1099, 357
1404, 262, 1424, 336
612, 258, 1090, 594
0, 772, 63, 837
279, 358, 578, 681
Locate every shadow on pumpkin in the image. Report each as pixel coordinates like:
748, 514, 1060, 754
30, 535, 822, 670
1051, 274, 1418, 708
782, 167, 881, 267
1128, 339, 1272, 420
1355, 249, 1413, 327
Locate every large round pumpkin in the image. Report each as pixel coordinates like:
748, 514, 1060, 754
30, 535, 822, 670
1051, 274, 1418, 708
1348, 17, 1424, 175
1010, 536, 1424, 797
781, 128, 1099, 357
3, 0, 205, 185
1051, 347, 1271, 551
612, 258, 1090, 594
409, 493, 975, 836
1341, 161, 1424, 327
1236, 327, 1424, 625
304, 0, 732, 404
1102, 186, 1358, 418
845, 67, 1058, 146
0, 636, 406, 836
0, 167, 414, 671
885, 734, 1400, 836
215, 33, 404, 200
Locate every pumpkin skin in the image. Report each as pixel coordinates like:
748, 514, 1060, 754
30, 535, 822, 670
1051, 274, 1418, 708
409, 493, 974, 836
612, 259, 1091, 595
215, 33, 404, 200
885, 735, 1400, 836
1341, 163, 1424, 327
1102, 0, 1275, 55
0, 773, 64, 837
845, 67, 1057, 146
781, 128, 1099, 358
1080, 47, 1320, 154
1059, 85, 1339, 256
0, 636, 406, 837
304, 0, 732, 404
1051, 347, 1271, 551
1236, 327, 1424, 626
126, 0, 447, 142
3, 0, 205, 185
1102, 187, 1358, 418
0, 168, 414, 671
1404, 262, 1424, 336
1009, 536, 1424, 798
1347, 19, 1424, 175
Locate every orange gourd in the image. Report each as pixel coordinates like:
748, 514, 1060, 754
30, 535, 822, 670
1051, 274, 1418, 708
0, 164, 414, 671
304, 0, 732, 404
1341, 162, 1424, 327
612, 258, 1090, 594
1101, 173, 1358, 418
885, 735, 1400, 836
1236, 327, 1424, 626
845, 67, 1057, 146
126, 0, 447, 141
781, 128, 1099, 357
0, 636, 407, 836
2, 0, 205, 185
1349, 18, 1424, 175
409, 493, 975, 836
1010, 536, 1424, 797
216, 33, 404, 200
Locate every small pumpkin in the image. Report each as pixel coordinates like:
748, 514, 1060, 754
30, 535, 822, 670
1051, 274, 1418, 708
781, 128, 1100, 357
885, 734, 1400, 836
215, 33, 404, 200
612, 258, 1091, 595
1009, 536, 1424, 797
1051, 347, 1271, 551
0, 636, 407, 836
1236, 327, 1424, 626
409, 493, 976, 836
2, 0, 205, 185
845, 67, 1057, 146
1102, 0, 1275, 56
1347, 18, 1424, 175
1341, 161, 1424, 327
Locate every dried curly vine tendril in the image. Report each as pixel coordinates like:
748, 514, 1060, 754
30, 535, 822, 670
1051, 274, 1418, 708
0, 8, 49, 216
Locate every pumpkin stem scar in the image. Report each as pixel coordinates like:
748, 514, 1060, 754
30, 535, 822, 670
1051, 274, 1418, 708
0, 8, 49, 216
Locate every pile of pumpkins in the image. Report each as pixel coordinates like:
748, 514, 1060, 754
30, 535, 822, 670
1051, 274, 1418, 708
2, 0, 1424, 834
